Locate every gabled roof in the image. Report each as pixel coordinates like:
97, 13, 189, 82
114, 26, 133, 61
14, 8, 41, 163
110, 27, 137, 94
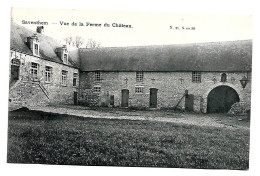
79, 40, 252, 72
10, 23, 252, 72
10, 23, 80, 68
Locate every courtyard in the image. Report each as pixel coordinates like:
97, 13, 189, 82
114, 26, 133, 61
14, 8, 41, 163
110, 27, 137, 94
7, 106, 250, 169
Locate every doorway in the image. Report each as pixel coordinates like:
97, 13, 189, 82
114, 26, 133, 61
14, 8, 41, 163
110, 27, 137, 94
207, 85, 239, 113
74, 92, 78, 105
149, 88, 158, 108
10, 65, 19, 83
185, 94, 194, 111
121, 89, 129, 107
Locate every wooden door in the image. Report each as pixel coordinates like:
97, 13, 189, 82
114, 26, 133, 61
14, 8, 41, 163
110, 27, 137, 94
121, 89, 129, 107
74, 92, 78, 105
185, 94, 194, 111
150, 88, 158, 108
110, 95, 114, 106
10, 65, 19, 83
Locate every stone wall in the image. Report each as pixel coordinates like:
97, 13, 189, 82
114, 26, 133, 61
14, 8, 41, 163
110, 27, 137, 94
9, 50, 79, 107
79, 71, 251, 113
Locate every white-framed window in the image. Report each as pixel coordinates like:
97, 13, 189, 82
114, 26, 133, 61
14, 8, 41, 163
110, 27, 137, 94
45, 66, 52, 83
192, 71, 201, 83
93, 85, 101, 93
73, 73, 77, 87
136, 71, 144, 82
30, 62, 39, 78
61, 70, 68, 86
94, 71, 101, 82
34, 43, 39, 56
63, 53, 68, 64
135, 86, 144, 93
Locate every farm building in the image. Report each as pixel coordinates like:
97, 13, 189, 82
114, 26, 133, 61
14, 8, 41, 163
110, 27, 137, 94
9, 22, 252, 113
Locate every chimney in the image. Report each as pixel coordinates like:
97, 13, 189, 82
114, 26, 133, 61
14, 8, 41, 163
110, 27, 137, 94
36, 26, 44, 34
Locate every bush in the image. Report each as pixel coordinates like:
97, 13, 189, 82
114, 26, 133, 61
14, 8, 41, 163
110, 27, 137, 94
228, 102, 250, 116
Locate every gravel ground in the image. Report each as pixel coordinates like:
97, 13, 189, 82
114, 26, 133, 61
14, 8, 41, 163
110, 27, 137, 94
26, 105, 250, 130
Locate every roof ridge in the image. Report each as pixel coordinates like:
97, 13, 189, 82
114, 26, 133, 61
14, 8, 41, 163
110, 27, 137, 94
79, 39, 252, 50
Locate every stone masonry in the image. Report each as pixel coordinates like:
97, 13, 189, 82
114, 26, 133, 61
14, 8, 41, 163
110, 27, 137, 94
78, 71, 251, 113
9, 50, 79, 108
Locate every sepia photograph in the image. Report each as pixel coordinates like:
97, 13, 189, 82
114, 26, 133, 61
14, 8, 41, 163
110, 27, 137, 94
7, 6, 252, 171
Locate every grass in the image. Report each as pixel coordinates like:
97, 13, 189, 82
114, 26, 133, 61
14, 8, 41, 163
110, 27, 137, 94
7, 109, 250, 169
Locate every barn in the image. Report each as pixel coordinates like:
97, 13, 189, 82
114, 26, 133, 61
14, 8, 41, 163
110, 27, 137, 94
9, 22, 252, 113
78, 41, 252, 113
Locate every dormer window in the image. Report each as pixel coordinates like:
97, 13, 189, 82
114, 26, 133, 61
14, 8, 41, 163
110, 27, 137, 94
26, 34, 40, 56
63, 53, 68, 64
55, 45, 69, 64
34, 43, 39, 56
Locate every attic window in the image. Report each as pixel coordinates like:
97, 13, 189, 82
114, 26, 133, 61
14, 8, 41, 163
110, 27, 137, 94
221, 73, 227, 82
63, 53, 68, 64
136, 71, 144, 82
34, 43, 39, 56
192, 72, 201, 83
94, 71, 101, 82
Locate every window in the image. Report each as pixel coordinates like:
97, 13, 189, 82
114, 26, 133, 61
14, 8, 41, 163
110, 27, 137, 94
93, 85, 101, 93
94, 71, 101, 82
136, 71, 144, 82
45, 66, 52, 83
192, 72, 201, 83
135, 86, 144, 93
30, 62, 39, 78
73, 73, 77, 87
61, 70, 68, 86
63, 53, 68, 64
34, 44, 39, 55
221, 73, 227, 82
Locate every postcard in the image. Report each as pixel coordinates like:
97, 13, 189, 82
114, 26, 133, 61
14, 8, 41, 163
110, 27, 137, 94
8, 7, 252, 170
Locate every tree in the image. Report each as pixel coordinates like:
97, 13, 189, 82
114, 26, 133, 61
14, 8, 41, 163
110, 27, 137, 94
64, 36, 84, 48
73, 36, 85, 48
86, 38, 101, 48
64, 36, 73, 45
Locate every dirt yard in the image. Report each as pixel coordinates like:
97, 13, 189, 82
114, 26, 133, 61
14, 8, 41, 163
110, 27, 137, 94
29, 105, 250, 130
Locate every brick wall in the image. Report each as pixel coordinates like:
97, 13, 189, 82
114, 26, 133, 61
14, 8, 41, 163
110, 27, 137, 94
79, 71, 251, 113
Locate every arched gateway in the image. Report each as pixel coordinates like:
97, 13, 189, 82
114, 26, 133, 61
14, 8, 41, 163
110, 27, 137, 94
207, 85, 240, 113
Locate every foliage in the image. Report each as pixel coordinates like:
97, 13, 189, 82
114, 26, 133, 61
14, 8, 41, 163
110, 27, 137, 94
64, 36, 100, 48
86, 39, 101, 48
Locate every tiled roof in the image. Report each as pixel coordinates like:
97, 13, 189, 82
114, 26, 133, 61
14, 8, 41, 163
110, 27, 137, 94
10, 23, 80, 68
79, 40, 252, 72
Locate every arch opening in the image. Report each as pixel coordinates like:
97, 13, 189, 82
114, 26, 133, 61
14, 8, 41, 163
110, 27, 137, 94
207, 85, 239, 113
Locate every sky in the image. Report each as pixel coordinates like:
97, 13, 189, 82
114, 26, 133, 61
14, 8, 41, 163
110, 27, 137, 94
11, 7, 252, 47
